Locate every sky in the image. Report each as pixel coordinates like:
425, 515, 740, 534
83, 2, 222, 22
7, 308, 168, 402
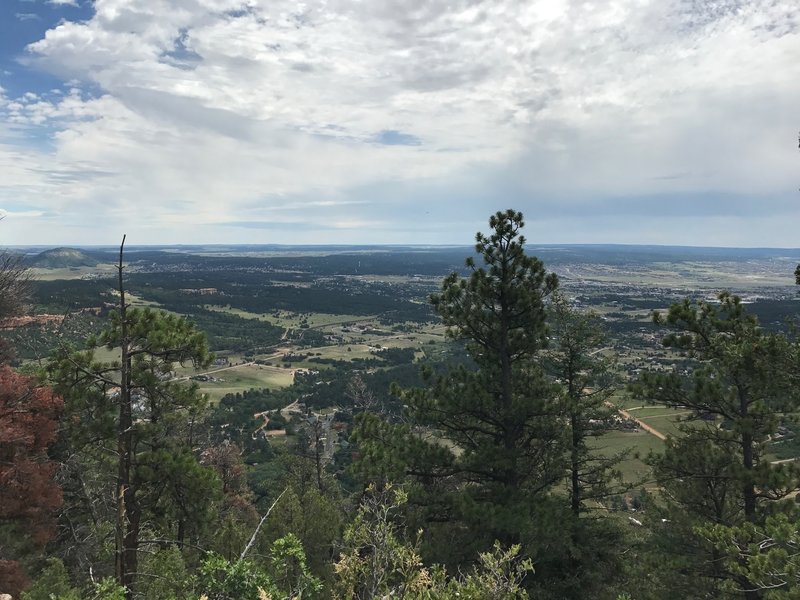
0, 0, 798, 247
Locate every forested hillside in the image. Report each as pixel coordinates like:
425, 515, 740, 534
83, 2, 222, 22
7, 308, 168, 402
1, 211, 800, 600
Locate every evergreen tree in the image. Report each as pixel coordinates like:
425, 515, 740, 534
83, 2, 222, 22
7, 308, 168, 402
20, 558, 80, 600
354, 209, 563, 563
47, 237, 218, 599
541, 293, 630, 599
701, 510, 800, 599
264, 471, 343, 578
546, 293, 625, 516
634, 292, 800, 598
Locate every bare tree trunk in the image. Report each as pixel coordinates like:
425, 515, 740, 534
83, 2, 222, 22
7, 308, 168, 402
240, 487, 288, 560
122, 498, 139, 595
740, 388, 761, 600
114, 235, 136, 600
177, 519, 186, 546
570, 412, 581, 517
314, 420, 324, 493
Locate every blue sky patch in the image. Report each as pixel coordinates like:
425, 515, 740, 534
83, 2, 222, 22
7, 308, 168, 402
375, 130, 422, 146
0, 0, 93, 97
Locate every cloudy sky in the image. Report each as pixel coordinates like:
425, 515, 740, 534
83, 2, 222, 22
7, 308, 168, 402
0, 0, 798, 246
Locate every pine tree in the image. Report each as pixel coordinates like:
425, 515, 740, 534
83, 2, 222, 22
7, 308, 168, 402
354, 209, 563, 561
546, 293, 625, 516
634, 292, 800, 599
47, 236, 218, 599
541, 293, 630, 598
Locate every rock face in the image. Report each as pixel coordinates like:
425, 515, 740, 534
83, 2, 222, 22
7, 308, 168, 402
0, 314, 65, 329
29, 247, 98, 268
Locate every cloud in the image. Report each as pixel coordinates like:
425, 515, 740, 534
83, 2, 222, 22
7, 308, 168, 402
15, 13, 41, 21
46, 0, 80, 6
0, 209, 45, 218
0, 0, 798, 245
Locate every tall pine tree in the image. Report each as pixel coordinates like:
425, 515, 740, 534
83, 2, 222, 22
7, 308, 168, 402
635, 292, 800, 599
48, 237, 219, 599
546, 293, 624, 516
354, 209, 563, 564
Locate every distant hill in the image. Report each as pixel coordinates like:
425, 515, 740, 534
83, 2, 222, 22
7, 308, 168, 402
30, 247, 98, 268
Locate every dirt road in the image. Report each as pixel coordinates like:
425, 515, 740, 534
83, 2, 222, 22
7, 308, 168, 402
608, 403, 666, 441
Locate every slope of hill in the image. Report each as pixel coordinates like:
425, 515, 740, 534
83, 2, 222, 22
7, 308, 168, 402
29, 247, 98, 268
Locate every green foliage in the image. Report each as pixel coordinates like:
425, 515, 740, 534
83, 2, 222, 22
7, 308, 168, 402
21, 558, 80, 600
210, 388, 287, 456
46, 298, 220, 594
267, 534, 323, 599
353, 211, 635, 598
546, 292, 627, 515
454, 542, 534, 600
124, 266, 435, 340
19, 226, 800, 600
634, 292, 800, 595
700, 511, 800, 598
212, 514, 255, 563
333, 484, 533, 599
30, 278, 113, 313
432, 209, 557, 368
355, 210, 564, 558
264, 456, 344, 576
637, 293, 799, 519
333, 486, 424, 599
90, 578, 127, 600
136, 545, 192, 600
196, 553, 275, 600
197, 534, 321, 600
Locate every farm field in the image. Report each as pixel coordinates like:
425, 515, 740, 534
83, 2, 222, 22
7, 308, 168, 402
29, 264, 117, 281
124, 292, 167, 309
204, 305, 372, 329
592, 429, 664, 486
189, 363, 297, 402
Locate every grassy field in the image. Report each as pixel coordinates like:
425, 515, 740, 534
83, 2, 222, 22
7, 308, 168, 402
618, 400, 705, 439
203, 305, 372, 329
30, 265, 117, 281
592, 429, 663, 485
124, 292, 164, 309
91, 346, 122, 363
192, 364, 296, 402
157, 318, 449, 400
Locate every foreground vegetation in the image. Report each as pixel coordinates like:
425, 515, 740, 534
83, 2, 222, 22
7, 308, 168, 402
2, 211, 800, 599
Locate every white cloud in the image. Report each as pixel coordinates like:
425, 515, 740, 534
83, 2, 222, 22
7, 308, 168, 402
0, 209, 45, 218
1, 0, 798, 245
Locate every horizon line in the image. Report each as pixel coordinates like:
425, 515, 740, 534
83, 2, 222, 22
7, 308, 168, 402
5, 242, 800, 252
